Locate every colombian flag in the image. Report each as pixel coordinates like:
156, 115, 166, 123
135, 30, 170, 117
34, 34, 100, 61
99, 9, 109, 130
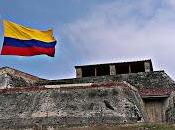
1, 20, 57, 57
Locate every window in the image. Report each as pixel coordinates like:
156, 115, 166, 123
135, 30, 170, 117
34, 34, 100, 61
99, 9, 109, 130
96, 65, 110, 76
116, 64, 129, 74
82, 66, 95, 77
130, 62, 145, 73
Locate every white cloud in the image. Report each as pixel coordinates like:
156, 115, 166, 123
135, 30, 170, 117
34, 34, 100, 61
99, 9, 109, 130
63, 0, 175, 79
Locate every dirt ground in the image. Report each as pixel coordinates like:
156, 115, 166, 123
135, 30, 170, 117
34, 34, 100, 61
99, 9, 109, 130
57, 123, 175, 130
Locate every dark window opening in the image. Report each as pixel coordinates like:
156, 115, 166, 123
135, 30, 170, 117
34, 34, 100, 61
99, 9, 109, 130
82, 67, 95, 77
96, 65, 110, 76
116, 64, 129, 74
130, 62, 145, 73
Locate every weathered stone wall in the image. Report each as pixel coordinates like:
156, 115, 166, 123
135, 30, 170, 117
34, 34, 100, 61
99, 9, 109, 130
0, 67, 44, 89
37, 71, 175, 89
0, 67, 175, 128
0, 73, 32, 89
0, 67, 40, 82
164, 91, 175, 122
0, 82, 147, 129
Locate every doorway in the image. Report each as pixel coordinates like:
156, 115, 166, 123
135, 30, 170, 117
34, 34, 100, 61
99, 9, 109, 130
143, 97, 167, 122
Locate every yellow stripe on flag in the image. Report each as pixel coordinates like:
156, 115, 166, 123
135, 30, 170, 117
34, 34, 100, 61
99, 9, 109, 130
3, 20, 56, 43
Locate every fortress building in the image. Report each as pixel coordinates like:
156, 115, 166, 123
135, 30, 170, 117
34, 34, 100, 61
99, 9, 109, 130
0, 59, 175, 129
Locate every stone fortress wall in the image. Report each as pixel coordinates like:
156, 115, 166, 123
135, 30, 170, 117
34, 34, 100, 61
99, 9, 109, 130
0, 60, 175, 129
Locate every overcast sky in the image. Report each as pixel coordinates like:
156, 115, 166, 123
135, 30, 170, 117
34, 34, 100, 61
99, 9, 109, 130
0, 0, 175, 80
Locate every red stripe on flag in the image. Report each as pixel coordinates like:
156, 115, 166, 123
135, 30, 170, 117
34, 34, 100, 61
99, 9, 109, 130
1, 46, 55, 57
